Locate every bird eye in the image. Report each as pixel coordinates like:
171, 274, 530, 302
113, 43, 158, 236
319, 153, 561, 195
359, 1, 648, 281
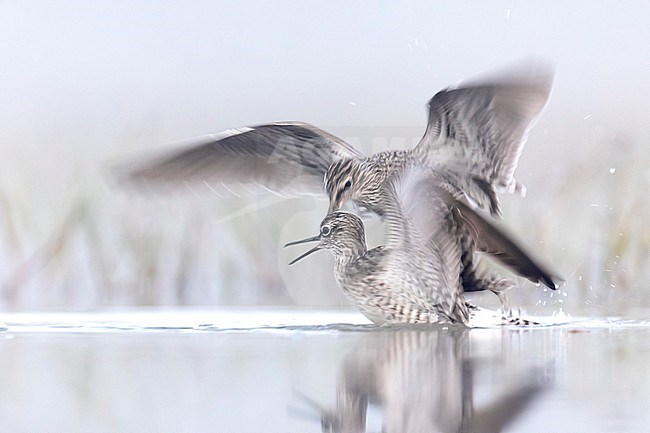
343, 180, 351, 189
321, 226, 331, 236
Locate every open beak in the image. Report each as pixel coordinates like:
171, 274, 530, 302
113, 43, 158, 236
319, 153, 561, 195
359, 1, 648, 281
284, 235, 322, 265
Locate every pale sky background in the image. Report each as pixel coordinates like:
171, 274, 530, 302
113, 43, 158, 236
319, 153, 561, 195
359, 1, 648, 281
0, 1, 648, 309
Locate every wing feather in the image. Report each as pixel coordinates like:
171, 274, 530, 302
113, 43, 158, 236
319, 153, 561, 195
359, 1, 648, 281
117, 122, 364, 197
384, 164, 559, 310
383, 167, 468, 323
415, 61, 554, 215
452, 199, 560, 289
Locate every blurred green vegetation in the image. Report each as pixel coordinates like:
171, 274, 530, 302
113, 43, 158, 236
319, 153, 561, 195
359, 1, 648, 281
0, 129, 647, 315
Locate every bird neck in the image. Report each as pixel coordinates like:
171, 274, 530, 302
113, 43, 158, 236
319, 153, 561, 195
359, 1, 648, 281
355, 151, 411, 216
332, 239, 367, 273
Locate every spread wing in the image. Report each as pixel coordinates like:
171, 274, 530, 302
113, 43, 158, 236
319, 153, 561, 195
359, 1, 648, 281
385, 166, 559, 303
452, 198, 560, 289
382, 168, 468, 323
414, 61, 553, 215
117, 122, 364, 198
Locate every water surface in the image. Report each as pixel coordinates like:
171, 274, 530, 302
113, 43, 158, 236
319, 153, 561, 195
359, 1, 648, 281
1, 309, 649, 432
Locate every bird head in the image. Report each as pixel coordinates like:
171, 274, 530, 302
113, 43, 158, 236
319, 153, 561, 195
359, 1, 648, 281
325, 157, 388, 217
324, 158, 364, 213
285, 212, 366, 265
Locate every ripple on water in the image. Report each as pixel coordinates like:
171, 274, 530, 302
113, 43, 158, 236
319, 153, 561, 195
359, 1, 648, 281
2, 310, 650, 334
2, 309, 650, 432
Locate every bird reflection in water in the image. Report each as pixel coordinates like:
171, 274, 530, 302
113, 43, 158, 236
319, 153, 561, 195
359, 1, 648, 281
292, 328, 552, 433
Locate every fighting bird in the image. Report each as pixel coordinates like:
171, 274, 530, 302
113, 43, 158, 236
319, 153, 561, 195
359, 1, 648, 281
120, 61, 560, 300
285, 168, 548, 325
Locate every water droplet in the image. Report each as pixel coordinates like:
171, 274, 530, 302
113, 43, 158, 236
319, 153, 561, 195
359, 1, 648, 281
609, 167, 616, 174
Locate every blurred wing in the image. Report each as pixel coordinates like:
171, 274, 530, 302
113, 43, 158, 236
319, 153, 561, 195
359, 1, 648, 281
414, 61, 553, 215
452, 198, 560, 289
385, 164, 559, 302
117, 122, 364, 198
383, 167, 467, 323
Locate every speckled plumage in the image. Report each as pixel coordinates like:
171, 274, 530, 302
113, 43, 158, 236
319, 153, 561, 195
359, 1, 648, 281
287, 209, 467, 325
121, 61, 560, 302
286, 169, 544, 326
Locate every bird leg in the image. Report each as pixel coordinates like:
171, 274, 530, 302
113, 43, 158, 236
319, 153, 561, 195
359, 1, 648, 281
460, 254, 518, 316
